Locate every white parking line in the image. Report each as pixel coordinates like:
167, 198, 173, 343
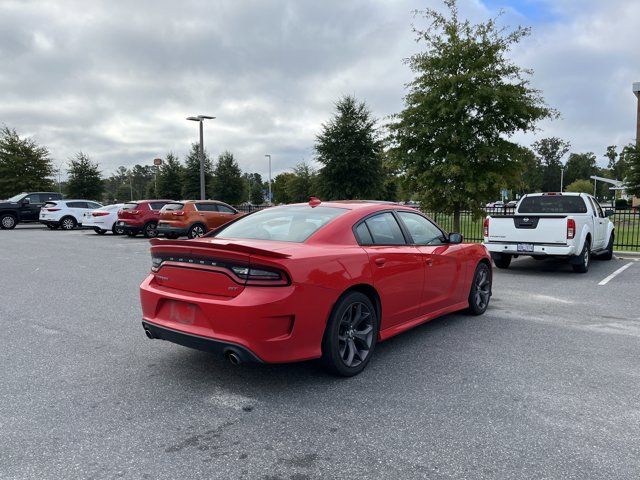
598, 263, 633, 286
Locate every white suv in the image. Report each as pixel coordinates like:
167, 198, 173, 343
39, 200, 103, 230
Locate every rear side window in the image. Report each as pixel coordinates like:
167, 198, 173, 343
363, 212, 406, 245
355, 223, 373, 245
518, 196, 588, 214
149, 202, 168, 210
67, 201, 87, 208
122, 203, 140, 210
195, 203, 218, 212
162, 203, 184, 211
86, 202, 102, 209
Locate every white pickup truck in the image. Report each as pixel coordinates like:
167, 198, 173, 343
483, 192, 615, 273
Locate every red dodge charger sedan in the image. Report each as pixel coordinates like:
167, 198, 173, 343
140, 199, 492, 376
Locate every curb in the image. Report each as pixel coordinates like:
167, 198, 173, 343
614, 250, 640, 258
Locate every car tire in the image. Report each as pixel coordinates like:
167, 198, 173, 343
1, 214, 17, 229
187, 223, 206, 239
572, 240, 591, 273
467, 262, 492, 315
165, 233, 180, 239
321, 291, 378, 377
491, 253, 511, 269
143, 221, 158, 238
112, 224, 125, 235
94, 227, 106, 235
600, 234, 614, 261
60, 216, 77, 230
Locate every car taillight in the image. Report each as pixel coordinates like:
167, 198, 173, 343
483, 217, 489, 237
231, 265, 286, 284
172, 211, 185, 216
92, 211, 109, 217
567, 218, 575, 239
47, 208, 61, 212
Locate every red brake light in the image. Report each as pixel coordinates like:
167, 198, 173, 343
567, 218, 575, 239
47, 208, 61, 212
92, 211, 109, 217
483, 217, 489, 237
172, 211, 185, 216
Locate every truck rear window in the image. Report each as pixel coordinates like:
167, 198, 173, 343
518, 196, 587, 214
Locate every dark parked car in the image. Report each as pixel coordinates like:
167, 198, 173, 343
0, 192, 63, 229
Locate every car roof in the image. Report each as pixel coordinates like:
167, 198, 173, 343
288, 200, 400, 210
524, 192, 585, 197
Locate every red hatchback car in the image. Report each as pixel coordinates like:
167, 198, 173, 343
140, 200, 492, 376
117, 200, 173, 238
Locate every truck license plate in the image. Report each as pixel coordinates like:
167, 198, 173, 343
517, 243, 534, 252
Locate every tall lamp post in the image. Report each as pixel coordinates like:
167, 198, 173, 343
186, 115, 215, 200
265, 154, 272, 204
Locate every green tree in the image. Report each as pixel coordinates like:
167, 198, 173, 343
390, 0, 554, 230
532, 137, 570, 192
514, 147, 543, 196
564, 152, 596, 186
182, 143, 213, 199
65, 152, 104, 200
211, 151, 245, 205
565, 179, 593, 194
272, 172, 295, 204
287, 163, 318, 202
605, 145, 631, 181
315, 95, 383, 200
157, 153, 184, 200
623, 144, 640, 197
0, 126, 54, 198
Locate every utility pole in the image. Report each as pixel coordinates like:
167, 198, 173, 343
265, 154, 272, 204
187, 115, 216, 200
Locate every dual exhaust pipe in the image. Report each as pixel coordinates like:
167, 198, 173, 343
144, 326, 242, 365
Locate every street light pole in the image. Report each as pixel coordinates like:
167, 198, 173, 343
265, 154, 272, 204
187, 115, 216, 200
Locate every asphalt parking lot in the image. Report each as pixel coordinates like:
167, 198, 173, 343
2, 226, 639, 479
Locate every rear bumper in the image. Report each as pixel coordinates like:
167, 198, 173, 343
142, 321, 263, 363
484, 242, 577, 257
139, 274, 337, 363
117, 221, 142, 234
157, 225, 188, 237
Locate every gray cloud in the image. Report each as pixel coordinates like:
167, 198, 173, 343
1, 0, 638, 181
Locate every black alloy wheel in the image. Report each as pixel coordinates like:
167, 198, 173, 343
143, 222, 158, 238
468, 262, 491, 315
322, 291, 377, 377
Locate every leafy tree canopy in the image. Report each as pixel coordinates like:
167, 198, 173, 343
390, 0, 555, 229
565, 179, 593, 194
564, 152, 596, 187
316, 95, 384, 200
211, 151, 245, 205
65, 152, 104, 200
181, 143, 213, 199
157, 152, 184, 200
0, 126, 54, 198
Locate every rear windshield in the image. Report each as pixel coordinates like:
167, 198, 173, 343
518, 196, 587, 214
122, 203, 139, 210
161, 203, 184, 211
215, 206, 346, 242
44, 202, 58, 208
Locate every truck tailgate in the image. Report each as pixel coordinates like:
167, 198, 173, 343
487, 216, 568, 244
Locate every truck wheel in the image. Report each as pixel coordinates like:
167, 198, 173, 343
1, 213, 17, 229
491, 253, 511, 269
600, 234, 614, 261
572, 241, 590, 273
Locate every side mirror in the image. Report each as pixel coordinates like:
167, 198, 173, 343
604, 209, 614, 217
448, 232, 463, 244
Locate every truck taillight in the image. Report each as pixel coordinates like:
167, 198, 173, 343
567, 218, 575, 239
483, 218, 489, 237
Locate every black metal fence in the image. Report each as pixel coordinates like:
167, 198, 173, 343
233, 204, 640, 252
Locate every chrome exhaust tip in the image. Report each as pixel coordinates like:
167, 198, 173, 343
226, 351, 241, 365
144, 328, 154, 339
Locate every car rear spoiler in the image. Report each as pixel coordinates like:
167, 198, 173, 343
149, 238, 291, 259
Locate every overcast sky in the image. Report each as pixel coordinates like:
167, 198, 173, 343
1, 0, 639, 180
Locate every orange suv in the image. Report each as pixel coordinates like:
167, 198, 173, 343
157, 200, 244, 239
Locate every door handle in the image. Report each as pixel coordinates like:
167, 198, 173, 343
426, 258, 433, 266
374, 258, 386, 266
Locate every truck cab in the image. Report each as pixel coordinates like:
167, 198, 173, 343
483, 193, 615, 273
0, 192, 63, 229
